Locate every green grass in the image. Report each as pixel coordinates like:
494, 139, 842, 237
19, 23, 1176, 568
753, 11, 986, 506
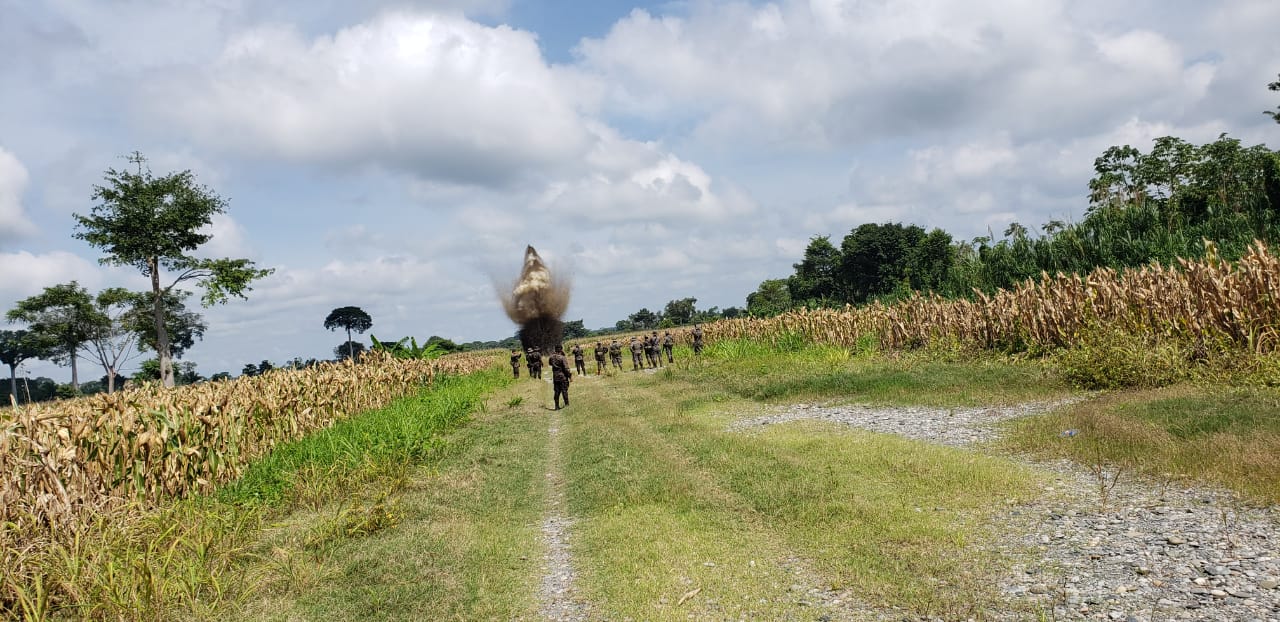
561, 354, 1047, 619
232, 371, 545, 621
694, 338, 1072, 406
17, 369, 509, 622
1002, 385, 1280, 503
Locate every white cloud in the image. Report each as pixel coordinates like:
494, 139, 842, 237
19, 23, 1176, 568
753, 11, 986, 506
0, 250, 103, 302
577, 0, 1230, 147
150, 12, 592, 187
195, 213, 255, 259
0, 148, 37, 245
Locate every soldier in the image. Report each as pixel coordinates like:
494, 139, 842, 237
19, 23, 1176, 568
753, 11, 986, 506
691, 323, 704, 355
662, 331, 674, 363
629, 336, 644, 370
549, 344, 571, 409
649, 331, 663, 367
531, 346, 544, 379
593, 341, 608, 375
510, 348, 521, 378
525, 347, 537, 378
609, 338, 623, 371
571, 343, 586, 376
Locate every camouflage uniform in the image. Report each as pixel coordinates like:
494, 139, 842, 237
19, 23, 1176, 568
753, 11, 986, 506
662, 331, 674, 363
531, 347, 544, 379
651, 332, 664, 367
525, 347, 537, 378
549, 347, 571, 409
571, 344, 586, 376
629, 337, 643, 370
593, 342, 607, 375
609, 339, 623, 370
691, 325, 704, 355
510, 349, 521, 378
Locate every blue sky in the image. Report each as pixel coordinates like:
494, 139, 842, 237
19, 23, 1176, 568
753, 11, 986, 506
2, 0, 1279, 382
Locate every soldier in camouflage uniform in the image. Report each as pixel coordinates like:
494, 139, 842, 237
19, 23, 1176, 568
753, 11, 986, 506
549, 344, 571, 409
510, 348, 521, 378
571, 343, 587, 376
609, 339, 623, 371
593, 341, 608, 375
531, 346, 544, 379
629, 336, 643, 370
691, 323, 704, 355
649, 331, 663, 367
525, 347, 537, 378
662, 331, 674, 363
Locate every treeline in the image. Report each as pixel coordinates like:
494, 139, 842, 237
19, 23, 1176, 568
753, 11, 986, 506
747, 133, 1280, 315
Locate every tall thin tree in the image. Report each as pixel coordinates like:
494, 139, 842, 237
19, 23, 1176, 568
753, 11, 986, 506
324, 306, 373, 361
74, 152, 272, 387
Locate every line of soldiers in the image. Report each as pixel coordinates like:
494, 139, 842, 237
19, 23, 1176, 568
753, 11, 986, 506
509, 324, 705, 380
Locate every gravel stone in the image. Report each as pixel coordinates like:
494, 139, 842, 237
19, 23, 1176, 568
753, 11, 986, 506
731, 398, 1280, 621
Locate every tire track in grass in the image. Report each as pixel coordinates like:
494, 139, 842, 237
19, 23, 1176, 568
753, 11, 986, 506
538, 406, 590, 621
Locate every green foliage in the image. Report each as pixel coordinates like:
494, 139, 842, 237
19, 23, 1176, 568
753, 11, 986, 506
370, 334, 445, 360
74, 153, 272, 387
1052, 326, 1191, 389
753, 134, 1280, 314
662, 297, 698, 326
0, 330, 42, 402
6, 281, 104, 390
1267, 73, 1280, 124
334, 340, 367, 361
745, 279, 791, 317
562, 319, 589, 339
628, 308, 659, 330
220, 370, 505, 506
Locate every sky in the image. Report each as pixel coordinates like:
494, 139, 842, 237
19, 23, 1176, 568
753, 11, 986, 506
2, 0, 1279, 381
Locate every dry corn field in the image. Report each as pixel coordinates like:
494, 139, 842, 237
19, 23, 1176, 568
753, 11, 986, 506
706, 240, 1280, 354
0, 352, 495, 593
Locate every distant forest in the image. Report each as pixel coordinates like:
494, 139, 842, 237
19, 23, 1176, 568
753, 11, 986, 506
743, 133, 1280, 316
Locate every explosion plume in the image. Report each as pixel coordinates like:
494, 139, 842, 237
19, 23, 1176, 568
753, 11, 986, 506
501, 246, 571, 352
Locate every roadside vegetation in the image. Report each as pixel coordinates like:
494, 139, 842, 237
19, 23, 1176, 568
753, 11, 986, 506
2, 367, 508, 621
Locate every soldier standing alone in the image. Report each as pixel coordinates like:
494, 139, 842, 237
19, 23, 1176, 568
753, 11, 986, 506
593, 341, 608, 375
691, 323, 704, 355
510, 348, 521, 378
549, 344, 571, 409
571, 343, 587, 376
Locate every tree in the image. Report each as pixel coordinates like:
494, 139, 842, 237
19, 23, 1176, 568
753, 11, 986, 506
628, 308, 659, 330
324, 306, 373, 362
839, 223, 927, 303
7, 282, 105, 392
209, 371, 232, 382
130, 290, 207, 359
662, 298, 698, 326
0, 330, 42, 404
134, 358, 162, 382
787, 236, 843, 305
81, 288, 144, 393
74, 153, 272, 388
746, 279, 792, 317
1267, 74, 1280, 124
562, 319, 589, 339
335, 340, 367, 361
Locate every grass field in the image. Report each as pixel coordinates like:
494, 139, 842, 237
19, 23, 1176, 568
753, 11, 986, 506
17, 340, 1280, 620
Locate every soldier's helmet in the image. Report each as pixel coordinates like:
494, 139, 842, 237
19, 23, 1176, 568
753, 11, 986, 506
555, 344, 564, 352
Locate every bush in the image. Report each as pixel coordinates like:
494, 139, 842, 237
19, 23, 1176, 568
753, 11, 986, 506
1053, 327, 1190, 389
